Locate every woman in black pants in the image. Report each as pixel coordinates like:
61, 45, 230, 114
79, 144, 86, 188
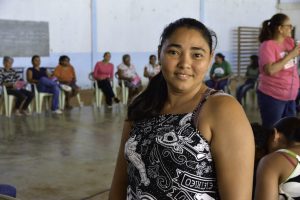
0, 56, 33, 116
93, 52, 120, 107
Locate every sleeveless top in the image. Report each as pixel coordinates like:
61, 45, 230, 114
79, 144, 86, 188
28, 67, 48, 80
125, 89, 225, 200
278, 149, 300, 200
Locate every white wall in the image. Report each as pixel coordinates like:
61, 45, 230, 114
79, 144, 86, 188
0, 0, 91, 53
204, 0, 277, 54
3, 0, 297, 87
278, 1, 300, 40
97, 0, 200, 52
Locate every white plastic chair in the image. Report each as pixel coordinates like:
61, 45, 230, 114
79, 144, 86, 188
33, 84, 53, 113
59, 89, 83, 110
0, 85, 15, 117
89, 72, 117, 108
114, 73, 128, 104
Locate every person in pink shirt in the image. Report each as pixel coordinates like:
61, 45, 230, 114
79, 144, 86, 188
257, 13, 300, 128
93, 52, 120, 107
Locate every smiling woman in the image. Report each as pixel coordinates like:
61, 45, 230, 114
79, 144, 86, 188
109, 18, 254, 200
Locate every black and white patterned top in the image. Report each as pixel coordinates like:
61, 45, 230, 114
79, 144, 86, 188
0, 68, 20, 85
125, 89, 221, 200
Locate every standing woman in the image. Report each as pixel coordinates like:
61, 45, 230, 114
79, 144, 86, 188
109, 18, 254, 200
257, 13, 300, 128
93, 52, 120, 107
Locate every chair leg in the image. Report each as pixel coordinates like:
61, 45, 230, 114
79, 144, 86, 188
95, 89, 99, 108
59, 90, 65, 110
39, 96, 43, 113
99, 91, 102, 107
8, 96, 14, 117
76, 93, 83, 107
122, 84, 126, 104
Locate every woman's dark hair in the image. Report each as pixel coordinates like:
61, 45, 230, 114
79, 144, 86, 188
149, 54, 156, 60
249, 55, 259, 69
215, 53, 225, 61
251, 122, 274, 151
59, 55, 70, 65
103, 52, 110, 57
259, 13, 289, 43
122, 54, 130, 63
31, 55, 40, 64
274, 117, 300, 142
127, 18, 217, 121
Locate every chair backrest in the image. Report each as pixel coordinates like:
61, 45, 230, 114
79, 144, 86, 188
12, 67, 25, 80
45, 67, 55, 75
88, 72, 95, 81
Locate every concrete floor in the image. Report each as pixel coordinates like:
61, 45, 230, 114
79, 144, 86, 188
0, 104, 125, 200
0, 95, 296, 200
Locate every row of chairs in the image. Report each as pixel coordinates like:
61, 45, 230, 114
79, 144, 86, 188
0, 84, 83, 117
0, 74, 129, 117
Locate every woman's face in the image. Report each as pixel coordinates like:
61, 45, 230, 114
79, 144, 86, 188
215, 55, 223, 64
159, 27, 213, 93
4, 59, 13, 69
150, 56, 156, 65
279, 18, 293, 38
104, 53, 111, 62
61, 59, 70, 66
32, 57, 41, 67
124, 56, 131, 66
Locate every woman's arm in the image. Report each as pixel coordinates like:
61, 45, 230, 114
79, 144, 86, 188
117, 69, 131, 81
109, 121, 132, 200
26, 69, 38, 84
144, 67, 150, 78
207, 96, 255, 199
254, 154, 280, 200
264, 45, 300, 76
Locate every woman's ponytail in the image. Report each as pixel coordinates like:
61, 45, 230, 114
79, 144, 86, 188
259, 19, 272, 43
127, 72, 167, 121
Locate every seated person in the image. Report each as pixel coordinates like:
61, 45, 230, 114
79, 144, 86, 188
0, 56, 33, 116
205, 53, 232, 90
236, 55, 259, 104
144, 54, 160, 80
251, 122, 274, 198
254, 117, 300, 200
53, 55, 79, 109
117, 54, 142, 102
26, 55, 62, 114
93, 52, 120, 107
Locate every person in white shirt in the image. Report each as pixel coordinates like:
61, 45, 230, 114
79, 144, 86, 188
117, 54, 142, 102
144, 55, 160, 80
